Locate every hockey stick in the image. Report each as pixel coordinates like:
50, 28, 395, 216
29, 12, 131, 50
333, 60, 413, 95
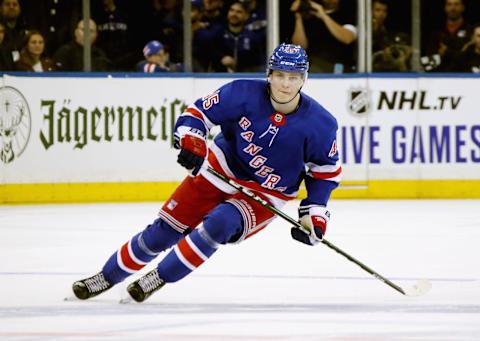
207, 166, 431, 297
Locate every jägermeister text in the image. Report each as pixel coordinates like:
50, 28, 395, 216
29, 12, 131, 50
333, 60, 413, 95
39, 99, 187, 149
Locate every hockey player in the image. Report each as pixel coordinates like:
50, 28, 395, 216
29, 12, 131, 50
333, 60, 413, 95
72, 43, 342, 303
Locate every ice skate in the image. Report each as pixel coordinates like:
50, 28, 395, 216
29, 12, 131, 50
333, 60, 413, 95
72, 272, 112, 300
127, 268, 165, 303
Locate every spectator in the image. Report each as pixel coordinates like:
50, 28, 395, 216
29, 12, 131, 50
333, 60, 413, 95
291, 0, 357, 73
203, 0, 224, 26
191, 0, 206, 34
424, 0, 472, 72
242, 0, 266, 30
93, 0, 134, 70
23, 0, 81, 56
15, 30, 56, 72
191, 0, 214, 71
371, 0, 412, 72
53, 18, 111, 71
0, 0, 27, 61
141, 0, 184, 65
372, 32, 412, 72
452, 24, 480, 72
136, 40, 182, 72
0, 21, 14, 70
372, 0, 389, 53
211, 0, 265, 72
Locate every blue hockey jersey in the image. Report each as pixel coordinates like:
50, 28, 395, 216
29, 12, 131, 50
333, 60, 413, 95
175, 79, 341, 207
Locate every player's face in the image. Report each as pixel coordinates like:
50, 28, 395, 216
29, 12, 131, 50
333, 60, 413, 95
269, 70, 304, 101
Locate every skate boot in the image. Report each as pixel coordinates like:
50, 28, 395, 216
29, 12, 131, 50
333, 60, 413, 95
127, 268, 165, 303
72, 272, 112, 300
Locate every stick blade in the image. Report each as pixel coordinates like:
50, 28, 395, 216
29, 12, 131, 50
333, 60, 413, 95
403, 279, 432, 297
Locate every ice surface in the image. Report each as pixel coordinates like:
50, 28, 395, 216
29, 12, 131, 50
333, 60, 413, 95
1, 200, 479, 341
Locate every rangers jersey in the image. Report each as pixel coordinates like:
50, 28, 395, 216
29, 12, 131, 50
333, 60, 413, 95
174, 79, 341, 207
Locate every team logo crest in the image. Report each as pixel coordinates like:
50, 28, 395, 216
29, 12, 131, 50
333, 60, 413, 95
0, 86, 31, 164
347, 87, 371, 115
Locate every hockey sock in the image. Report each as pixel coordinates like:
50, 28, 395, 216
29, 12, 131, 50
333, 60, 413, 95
103, 218, 182, 284
157, 203, 243, 282
157, 226, 219, 282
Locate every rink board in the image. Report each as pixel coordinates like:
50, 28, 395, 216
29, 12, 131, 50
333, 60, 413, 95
2, 180, 480, 204
1, 74, 479, 203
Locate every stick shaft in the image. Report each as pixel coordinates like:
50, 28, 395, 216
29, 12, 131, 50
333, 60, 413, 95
207, 167, 406, 295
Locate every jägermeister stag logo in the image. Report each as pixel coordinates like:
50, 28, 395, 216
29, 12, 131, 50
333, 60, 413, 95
0, 86, 31, 164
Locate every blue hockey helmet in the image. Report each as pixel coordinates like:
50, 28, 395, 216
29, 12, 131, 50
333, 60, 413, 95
267, 43, 309, 76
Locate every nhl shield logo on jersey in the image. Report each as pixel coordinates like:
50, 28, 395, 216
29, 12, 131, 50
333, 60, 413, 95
269, 112, 286, 126
347, 87, 371, 115
0, 86, 31, 164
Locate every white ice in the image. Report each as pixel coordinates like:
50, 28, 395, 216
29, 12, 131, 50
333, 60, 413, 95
1, 199, 479, 341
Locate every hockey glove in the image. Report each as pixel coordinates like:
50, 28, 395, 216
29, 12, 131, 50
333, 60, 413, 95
177, 134, 207, 176
291, 205, 330, 246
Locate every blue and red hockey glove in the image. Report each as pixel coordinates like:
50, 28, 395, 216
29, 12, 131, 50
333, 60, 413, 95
291, 205, 330, 246
174, 129, 207, 176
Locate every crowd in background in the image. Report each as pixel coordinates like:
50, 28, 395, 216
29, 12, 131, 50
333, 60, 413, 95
371, 0, 480, 72
0, 0, 479, 73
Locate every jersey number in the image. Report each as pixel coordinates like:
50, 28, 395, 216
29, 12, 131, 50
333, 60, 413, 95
202, 91, 220, 110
